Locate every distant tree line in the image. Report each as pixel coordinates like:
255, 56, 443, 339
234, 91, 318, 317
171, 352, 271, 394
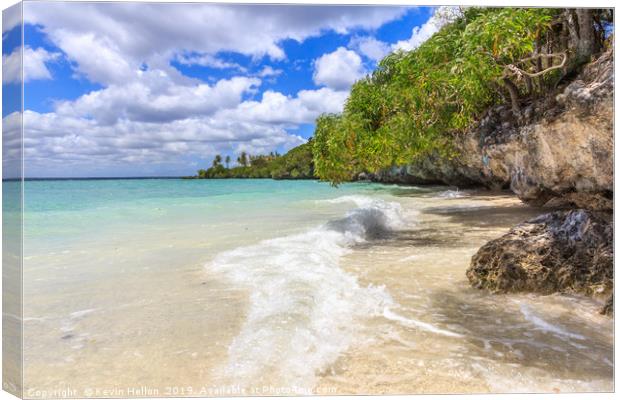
192, 140, 316, 180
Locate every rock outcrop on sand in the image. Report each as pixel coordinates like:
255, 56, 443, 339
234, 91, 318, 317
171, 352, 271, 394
371, 48, 613, 212
466, 210, 613, 314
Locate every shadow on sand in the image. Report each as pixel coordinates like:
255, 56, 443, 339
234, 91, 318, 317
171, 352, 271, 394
426, 288, 613, 380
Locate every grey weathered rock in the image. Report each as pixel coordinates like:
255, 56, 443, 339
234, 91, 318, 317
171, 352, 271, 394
372, 48, 614, 211
466, 209, 613, 314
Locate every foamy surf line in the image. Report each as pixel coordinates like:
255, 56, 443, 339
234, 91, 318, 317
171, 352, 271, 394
383, 308, 464, 338
207, 196, 405, 388
437, 189, 468, 198
320, 195, 415, 227
518, 303, 586, 340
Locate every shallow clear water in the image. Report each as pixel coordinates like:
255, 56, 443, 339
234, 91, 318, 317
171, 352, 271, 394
16, 179, 613, 397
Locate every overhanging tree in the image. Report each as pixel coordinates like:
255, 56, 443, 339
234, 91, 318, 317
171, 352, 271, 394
313, 7, 612, 184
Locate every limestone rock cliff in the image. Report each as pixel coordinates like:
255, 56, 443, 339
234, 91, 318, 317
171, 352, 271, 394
375, 49, 614, 314
372, 49, 613, 211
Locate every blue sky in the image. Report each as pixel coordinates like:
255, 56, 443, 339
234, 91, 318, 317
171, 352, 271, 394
2, 3, 442, 177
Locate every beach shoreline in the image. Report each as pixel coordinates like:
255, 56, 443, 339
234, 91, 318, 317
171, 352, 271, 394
17, 181, 613, 396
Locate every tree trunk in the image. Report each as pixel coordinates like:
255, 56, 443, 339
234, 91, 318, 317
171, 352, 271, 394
534, 34, 544, 91
575, 9, 595, 64
566, 9, 580, 51
561, 20, 569, 48
535, 35, 543, 72
525, 76, 533, 95
545, 38, 553, 69
503, 77, 520, 115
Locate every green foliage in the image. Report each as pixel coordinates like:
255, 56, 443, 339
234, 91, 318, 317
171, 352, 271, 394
195, 140, 315, 180
312, 8, 561, 184
312, 114, 357, 184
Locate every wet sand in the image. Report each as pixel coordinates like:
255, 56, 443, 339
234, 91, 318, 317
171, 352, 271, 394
320, 192, 613, 394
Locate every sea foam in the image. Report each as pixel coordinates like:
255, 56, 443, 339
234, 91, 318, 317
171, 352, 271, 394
518, 304, 586, 340
382, 308, 464, 338
208, 196, 403, 388
437, 189, 467, 199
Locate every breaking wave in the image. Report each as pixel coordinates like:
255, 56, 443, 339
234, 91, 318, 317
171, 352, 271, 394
208, 196, 405, 388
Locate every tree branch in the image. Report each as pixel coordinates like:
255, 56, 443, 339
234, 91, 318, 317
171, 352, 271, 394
505, 52, 567, 79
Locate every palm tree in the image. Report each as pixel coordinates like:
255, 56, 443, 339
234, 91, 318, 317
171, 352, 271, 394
212, 154, 222, 167
225, 155, 231, 168
237, 151, 248, 167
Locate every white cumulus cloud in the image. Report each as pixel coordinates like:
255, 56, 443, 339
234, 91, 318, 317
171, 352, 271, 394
2, 46, 60, 84
348, 36, 391, 61
175, 53, 244, 70
13, 75, 348, 176
17, 107, 308, 177
24, 46, 60, 81
313, 47, 366, 90
257, 66, 283, 78
54, 72, 260, 125
392, 6, 460, 52
221, 87, 349, 125
2, 48, 21, 84
23, 2, 407, 86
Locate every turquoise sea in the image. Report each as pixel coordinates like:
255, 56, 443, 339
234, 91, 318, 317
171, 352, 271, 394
23, 179, 405, 244
10, 179, 614, 395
